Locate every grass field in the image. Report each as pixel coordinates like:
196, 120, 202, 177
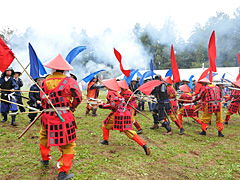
0, 91, 240, 180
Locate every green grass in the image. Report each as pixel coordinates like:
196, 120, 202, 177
0, 91, 240, 180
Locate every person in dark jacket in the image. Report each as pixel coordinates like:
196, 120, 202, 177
0, 68, 18, 126
14, 71, 25, 112
150, 75, 173, 135
27, 77, 44, 123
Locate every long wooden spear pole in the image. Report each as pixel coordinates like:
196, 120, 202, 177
14, 56, 65, 122
18, 111, 44, 139
128, 104, 152, 121
0, 89, 39, 93
0, 98, 38, 111
19, 63, 30, 77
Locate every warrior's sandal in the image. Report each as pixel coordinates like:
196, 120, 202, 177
179, 128, 185, 135
143, 145, 151, 155
150, 124, 159, 130
198, 131, 206, 136
40, 159, 49, 166
137, 129, 143, 134
101, 140, 109, 145
58, 172, 74, 180
11, 122, 17, 126
164, 130, 173, 135
218, 131, 224, 137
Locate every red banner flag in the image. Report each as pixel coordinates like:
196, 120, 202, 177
236, 53, 240, 81
208, 31, 217, 72
113, 48, 131, 78
138, 80, 163, 95
194, 67, 211, 94
0, 37, 15, 72
171, 45, 180, 82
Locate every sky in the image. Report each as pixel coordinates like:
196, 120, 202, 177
1, 0, 240, 40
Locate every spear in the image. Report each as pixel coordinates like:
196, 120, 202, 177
0, 98, 38, 111
0, 89, 39, 93
128, 104, 152, 121
14, 55, 65, 122
9, 111, 42, 116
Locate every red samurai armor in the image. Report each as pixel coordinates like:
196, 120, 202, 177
102, 91, 133, 131
205, 85, 221, 113
227, 90, 240, 114
167, 85, 177, 114
40, 77, 82, 146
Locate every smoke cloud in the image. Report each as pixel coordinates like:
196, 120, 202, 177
8, 26, 151, 86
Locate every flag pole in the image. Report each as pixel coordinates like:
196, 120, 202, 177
19, 63, 30, 77
18, 111, 44, 139
14, 56, 65, 122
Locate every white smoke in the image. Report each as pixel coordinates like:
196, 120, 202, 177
8, 26, 151, 86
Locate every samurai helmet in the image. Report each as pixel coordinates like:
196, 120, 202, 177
102, 78, 120, 91
163, 76, 173, 85
179, 84, 191, 93
117, 80, 129, 90
44, 54, 73, 71
197, 77, 211, 84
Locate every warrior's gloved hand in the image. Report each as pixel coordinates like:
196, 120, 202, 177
98, 104, 103, 108
70, 107, 75, 112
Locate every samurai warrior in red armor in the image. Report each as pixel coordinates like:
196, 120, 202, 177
193, 78, 224, 137
178, 85, 202, 126
223, 81, 240, 124
86, 76, 105, 116
39, 54, 82, 180
117, 80, 143, 134
99, 78, 150, 155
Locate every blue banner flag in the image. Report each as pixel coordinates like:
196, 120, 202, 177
137, 72, 142, 78
221, 73, 226, 83
139, 71, 156, 85
82, 69, 105, 83
66, 46, 86, 64
188, 75, 194, 90
165, 68, 172, 77
206, 72, 218, 80
150, 59, 154, 80
29, 43, 47, 80
124, 69, 139, 85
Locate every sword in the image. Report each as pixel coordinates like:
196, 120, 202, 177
164, 108, 171, 125
183, 106, 190, 123
128, 104, 152, 121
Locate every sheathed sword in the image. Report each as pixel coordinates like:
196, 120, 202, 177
163, 108, 171, 124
